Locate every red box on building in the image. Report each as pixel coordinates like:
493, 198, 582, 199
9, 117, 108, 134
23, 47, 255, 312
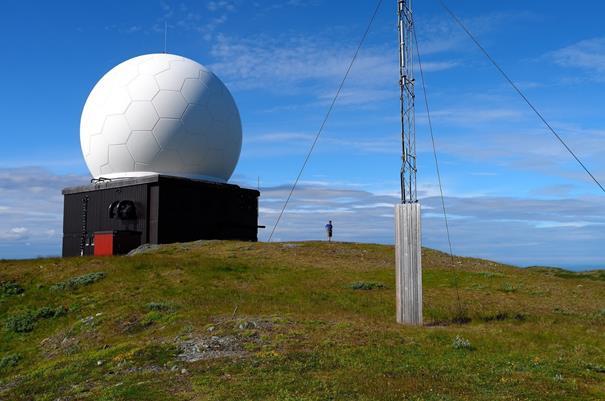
93, 231, 142, 256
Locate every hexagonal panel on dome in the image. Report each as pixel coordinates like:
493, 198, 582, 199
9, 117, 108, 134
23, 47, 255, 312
86, 82, 111, 109
181, 77, 209, 105
181, 103, 214, 134
155, 68, 187, 91
152, 148, 183, 173
127, 131, 161, 164
205, 76, 227, 101
102, 114, 131, 145
126, 101, 159, 131
138, 56, 171, 76
206, 119, 229, 149
128, 74, 160, 101
169, 59, 203, 80
197, 70, 214, 88
107, 144, 135, 172
100, 164, 113, 175
81, 107, 106, 138
152, 118, 187, 149
207, 86, 234, 123
178, 133, 207, 165
191, 148, 228, 178
103, 87, 132, 115
152, 90, 187, 119
105, 60, 139, 87
87, 135, 110, 169
223, 108, 242, 140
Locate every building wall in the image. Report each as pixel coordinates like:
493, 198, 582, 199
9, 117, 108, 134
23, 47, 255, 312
157, 177, 259, 243
62, 176, 260, 257
62, 183, 153, 256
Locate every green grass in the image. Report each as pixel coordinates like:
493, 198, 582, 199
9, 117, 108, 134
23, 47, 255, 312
0, 241, 603, 400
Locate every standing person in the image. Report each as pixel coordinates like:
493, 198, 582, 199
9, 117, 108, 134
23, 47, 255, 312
325, 220, 333, 242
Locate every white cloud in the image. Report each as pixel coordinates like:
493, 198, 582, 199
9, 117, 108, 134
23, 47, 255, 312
243, 130, 400, 158
548, 37, 605, 78
259, 182, 605, 268
0, 167, 602, 268
419, 61, 460, 72
0, 227, 29, 241
209, 32, 457, 105
426, 108, 526, 125
209, 34, 391, 87
155, 1, 238, 41
416, 11, 539, 56
207, 1, 237, 12
0, 167, 88, 258
412, 117, 605, 187
253, 0, 314, 12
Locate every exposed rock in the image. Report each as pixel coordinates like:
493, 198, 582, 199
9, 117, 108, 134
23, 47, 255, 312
234, 317, 275, 331
127, 240, 212, 256
178, 335, 245, 362
127, 244, 162, 256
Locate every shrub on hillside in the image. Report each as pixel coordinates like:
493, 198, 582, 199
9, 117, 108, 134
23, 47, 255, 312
5, 306, 68, 333
1, 281, 24, 296
35, 306, 68, 319
349, 281, 386, 290
51, 272, 106, 291
0, 353, 21, 370
452, 335, 473, 350
500, 283, 520, 293
146, 302, 174, 312
5, 313, 36, 333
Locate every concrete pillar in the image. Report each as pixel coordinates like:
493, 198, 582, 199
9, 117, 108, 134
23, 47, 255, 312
395, 203, 422, 325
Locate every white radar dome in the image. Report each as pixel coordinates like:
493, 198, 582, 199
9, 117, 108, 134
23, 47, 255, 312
80, 53, 242, 182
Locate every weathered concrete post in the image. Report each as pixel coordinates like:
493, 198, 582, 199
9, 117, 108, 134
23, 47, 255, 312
395, 203, 422, 325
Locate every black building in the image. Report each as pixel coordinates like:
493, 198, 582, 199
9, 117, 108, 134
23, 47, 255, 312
62, 175, 260, 257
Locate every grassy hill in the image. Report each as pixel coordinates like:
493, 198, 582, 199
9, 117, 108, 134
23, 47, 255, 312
0, 241, 603, 401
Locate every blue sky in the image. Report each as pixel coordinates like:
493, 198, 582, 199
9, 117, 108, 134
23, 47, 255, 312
0, 0, 604, 269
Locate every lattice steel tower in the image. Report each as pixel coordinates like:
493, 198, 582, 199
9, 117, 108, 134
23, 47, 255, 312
395, 0, 422, 326
398, 0, 417, 203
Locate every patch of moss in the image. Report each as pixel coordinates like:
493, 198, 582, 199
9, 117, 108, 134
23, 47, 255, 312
0, 353, 21, 370
349, 281, 386, 290
479, 311, 526, 322
5, 306, 68, 333
499, 283, 520, 293
146, 301, 174, 312
140, 311, 163, 327
1, 281, 25, 296
51, 272, 106, 291
5, 312, 36, 333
